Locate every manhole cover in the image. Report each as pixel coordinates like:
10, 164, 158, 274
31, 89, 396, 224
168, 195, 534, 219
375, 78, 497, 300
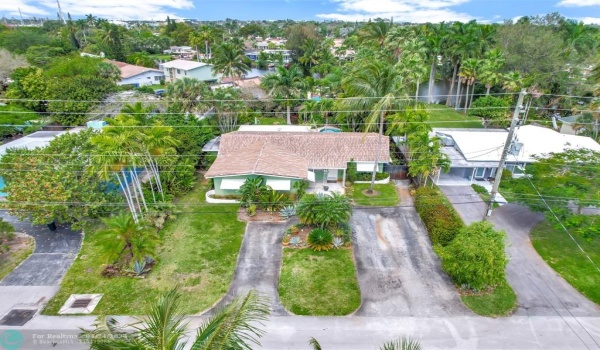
71, 298, 93, 308
0, 309, 37, 326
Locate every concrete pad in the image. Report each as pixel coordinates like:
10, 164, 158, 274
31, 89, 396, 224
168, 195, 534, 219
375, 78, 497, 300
0, 254, 77, 286
0, 286, 58, 317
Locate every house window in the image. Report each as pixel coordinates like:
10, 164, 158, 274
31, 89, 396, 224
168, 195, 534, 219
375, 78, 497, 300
177, 69, 181, 74
185, 71, 187, 75
154, 76, 161, 81
475, 168, 485, 178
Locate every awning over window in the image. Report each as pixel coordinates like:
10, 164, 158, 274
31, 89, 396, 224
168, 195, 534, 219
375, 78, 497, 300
356, 162, 376, 172
266, 179, 291, 191
220, 178, 246, 190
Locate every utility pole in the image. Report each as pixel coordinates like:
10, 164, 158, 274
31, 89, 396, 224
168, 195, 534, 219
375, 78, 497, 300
484, 89, 527, 219
18, 8, 24, 26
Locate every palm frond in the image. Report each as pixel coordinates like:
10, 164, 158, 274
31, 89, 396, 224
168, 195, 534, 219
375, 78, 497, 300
380, 337, 422, 350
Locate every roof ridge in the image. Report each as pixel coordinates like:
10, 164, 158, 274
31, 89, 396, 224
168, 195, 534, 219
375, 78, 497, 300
253, 140, 268, 173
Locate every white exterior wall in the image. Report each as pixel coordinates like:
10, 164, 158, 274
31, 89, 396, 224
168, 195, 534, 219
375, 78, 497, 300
164, 66, 220, 83
118, 71, 164, 87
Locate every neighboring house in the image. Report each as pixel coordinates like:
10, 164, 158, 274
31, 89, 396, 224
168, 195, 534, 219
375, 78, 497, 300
109, 61, 164, 87
558, 115, 582, 135
205, 131, 390, 195
428, 125, 600, 186
161, 59, 220, 83
0, 128, 85, 196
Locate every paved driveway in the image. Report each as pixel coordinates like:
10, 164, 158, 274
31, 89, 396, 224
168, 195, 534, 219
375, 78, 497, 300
0, 214, 82, 287
211, 221, 288, 316
438, 186, 600, 317
351, 207, 469, 316
490, 204, 600, 317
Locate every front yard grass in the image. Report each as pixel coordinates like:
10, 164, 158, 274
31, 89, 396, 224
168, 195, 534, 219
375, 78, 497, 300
426, 104, 484, 128
279, 248, 361, 315
43, 180, 246, 315
0, 235, 34, 281
530, 220, 600, 304
461, 282, 517, 317
347, 182, 400, 206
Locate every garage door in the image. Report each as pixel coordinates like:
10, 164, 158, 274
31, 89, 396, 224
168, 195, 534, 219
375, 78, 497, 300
220, 178, 246, 190
266, 179, 291, 191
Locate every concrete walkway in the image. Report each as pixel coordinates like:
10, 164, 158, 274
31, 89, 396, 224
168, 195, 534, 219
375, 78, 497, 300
210, 221, 289, 316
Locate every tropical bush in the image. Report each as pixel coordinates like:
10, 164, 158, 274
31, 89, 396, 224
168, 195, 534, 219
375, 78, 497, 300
292, 180, 309, 200
346, 161, 358, 183
355, 172, 390, 181
296, 193, 352, 229
307, 228, 334, 251
280, 205, 296, 220
239, 177, 269, 207
436, 222, 508, 291
414, 187, 464, 246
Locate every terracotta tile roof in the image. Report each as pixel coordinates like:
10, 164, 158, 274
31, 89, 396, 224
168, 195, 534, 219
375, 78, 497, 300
205, 132, 390, 178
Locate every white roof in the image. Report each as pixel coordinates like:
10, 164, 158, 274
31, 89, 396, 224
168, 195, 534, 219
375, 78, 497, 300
437, 125, 600, 163
237, 125, 313, 132
161, 59, 208, 70
0, 127, 85, 157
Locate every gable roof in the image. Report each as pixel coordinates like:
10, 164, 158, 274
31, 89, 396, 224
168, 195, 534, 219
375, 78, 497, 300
108, 61, 163, 79
205, 131, 389, 178
161, 59, 208, 71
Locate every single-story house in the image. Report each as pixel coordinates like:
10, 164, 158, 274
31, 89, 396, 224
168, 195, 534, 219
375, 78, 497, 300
429, 125, 600, 186
109, 61, 164, 87
205, 131, 390, 195
161, 59, 220, 84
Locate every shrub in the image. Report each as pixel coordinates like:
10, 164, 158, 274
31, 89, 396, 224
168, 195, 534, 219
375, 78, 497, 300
246, 204, 257, 217
307, 228, 334, 251
346, 161, 358, 183
292, 180, 309, 200
436, 222, 508, 291
355, 172, 390, 181
280, 205, 296, 220
296, 193, 352, 229
135, 85, 155, 94
414, 187, 464, 246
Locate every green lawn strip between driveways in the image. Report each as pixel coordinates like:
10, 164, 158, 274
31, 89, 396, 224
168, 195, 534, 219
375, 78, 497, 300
43, 182, 246, 315
530, 220, 600, 304
347, 182, 400, 206
460, 282, 517, 317
426, 104, 484, 128
0, 236, 34, 281
279, 248, 361, 316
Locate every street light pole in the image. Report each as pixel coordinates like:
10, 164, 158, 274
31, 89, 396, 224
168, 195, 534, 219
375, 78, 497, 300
484, 89, 527, 220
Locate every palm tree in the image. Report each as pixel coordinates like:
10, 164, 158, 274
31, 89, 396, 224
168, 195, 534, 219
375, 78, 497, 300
83, 289, 270, 350
198, 25, 215, 60
424, 23, 449, 104
261, 65, 306, 125
479, 49, 505, 95
309, 336, 421, 350
502, 71, 524, 93
446, 21, 478, 107
299, 39, 320, 70
360, 20, 393, 49
189, 30, 204, 62
212, 41, 251, 85
121, 102, 154, 124
458, 58, 480, 111
96, 212, 157, 267
341, 60, 407, 191
166, 77, 211, 113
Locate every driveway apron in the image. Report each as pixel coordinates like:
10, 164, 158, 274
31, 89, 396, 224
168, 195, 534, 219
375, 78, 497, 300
352, 207, 469, 316
211, 221, 288, 316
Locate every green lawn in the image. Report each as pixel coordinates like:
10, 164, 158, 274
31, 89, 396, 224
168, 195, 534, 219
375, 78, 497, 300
0, 236, 34, 281
257, 117, 285, 125
43, 181, 246, 315
279, 248, 361, 315
426, 104, 484, 128
347, 182, 400, 206
461, 282, 517, 317
530, 220, 600, 304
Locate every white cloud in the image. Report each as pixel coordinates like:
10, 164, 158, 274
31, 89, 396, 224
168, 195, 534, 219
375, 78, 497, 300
1, 0, 193, 20
557, 0, 600, 6
577, 16, 600, 23
317, 0, 475, 23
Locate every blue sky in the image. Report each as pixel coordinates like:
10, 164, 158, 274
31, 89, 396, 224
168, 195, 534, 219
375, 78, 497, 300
1, 0, 599, 24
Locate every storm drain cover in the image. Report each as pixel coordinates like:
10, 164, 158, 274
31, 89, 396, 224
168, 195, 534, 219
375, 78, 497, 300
70, 298, 92, 308
59, 294, 103, 314
0, 309, 37, 326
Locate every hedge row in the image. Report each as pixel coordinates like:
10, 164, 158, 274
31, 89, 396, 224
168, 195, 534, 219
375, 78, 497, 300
414, 187, 465, 246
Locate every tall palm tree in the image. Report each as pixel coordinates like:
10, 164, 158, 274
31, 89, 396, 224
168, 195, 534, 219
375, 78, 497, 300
424, 23, 449, 104
83, 289, 270, 350
166, 77, 211, 113
341, 60, 407, 191
502, 71, 524, 93
360, 20, 393, 49
212, 41, 251, 85
198, 25, 215, 60
261, 65, 306, 125
189, 30, 204, 62
299, 39, 320, 70
479, 49, 505, 95
446, 21, 478, 107
458, 58, 480, 112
